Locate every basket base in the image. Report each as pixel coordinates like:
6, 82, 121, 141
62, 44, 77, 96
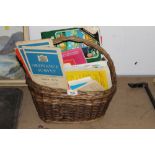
38, 112, 106, 124
35, 100, 110, 123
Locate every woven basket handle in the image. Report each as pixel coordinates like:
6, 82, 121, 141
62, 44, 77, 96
53, 36, 116, 86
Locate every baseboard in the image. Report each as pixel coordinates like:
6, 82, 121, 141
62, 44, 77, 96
117, 75, 155, 77
0, 80, 27, 86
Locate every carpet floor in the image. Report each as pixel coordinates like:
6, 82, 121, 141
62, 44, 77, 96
16, 76, 155, 129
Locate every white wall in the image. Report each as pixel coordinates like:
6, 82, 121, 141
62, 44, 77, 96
29, 26, 155, 75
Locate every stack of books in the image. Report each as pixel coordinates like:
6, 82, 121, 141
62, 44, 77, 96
15, 29, 112, 95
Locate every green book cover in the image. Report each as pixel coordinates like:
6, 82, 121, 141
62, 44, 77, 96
41, 27, 102, 63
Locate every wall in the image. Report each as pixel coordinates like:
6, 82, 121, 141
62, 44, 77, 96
29, 26, 155, 75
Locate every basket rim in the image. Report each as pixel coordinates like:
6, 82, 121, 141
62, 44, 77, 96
26, 75, 117, 101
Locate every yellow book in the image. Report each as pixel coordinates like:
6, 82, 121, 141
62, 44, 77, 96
65, 61, 112, 90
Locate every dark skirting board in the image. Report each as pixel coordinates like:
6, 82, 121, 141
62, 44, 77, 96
0, 88, 23, 129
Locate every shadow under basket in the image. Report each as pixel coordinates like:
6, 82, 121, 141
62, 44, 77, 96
26, 36, 117, 122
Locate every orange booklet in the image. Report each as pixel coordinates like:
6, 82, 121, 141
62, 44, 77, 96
15, 48, 30, 77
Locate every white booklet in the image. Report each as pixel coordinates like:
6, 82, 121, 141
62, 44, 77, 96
64, 61, 108, 70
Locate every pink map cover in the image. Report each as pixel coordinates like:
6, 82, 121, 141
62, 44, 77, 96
62, 48, 86, 65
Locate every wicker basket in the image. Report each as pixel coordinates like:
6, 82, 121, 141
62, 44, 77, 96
26, 36, 117, 122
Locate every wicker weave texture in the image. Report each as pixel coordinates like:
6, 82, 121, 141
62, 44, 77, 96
26, 36, 117, 122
